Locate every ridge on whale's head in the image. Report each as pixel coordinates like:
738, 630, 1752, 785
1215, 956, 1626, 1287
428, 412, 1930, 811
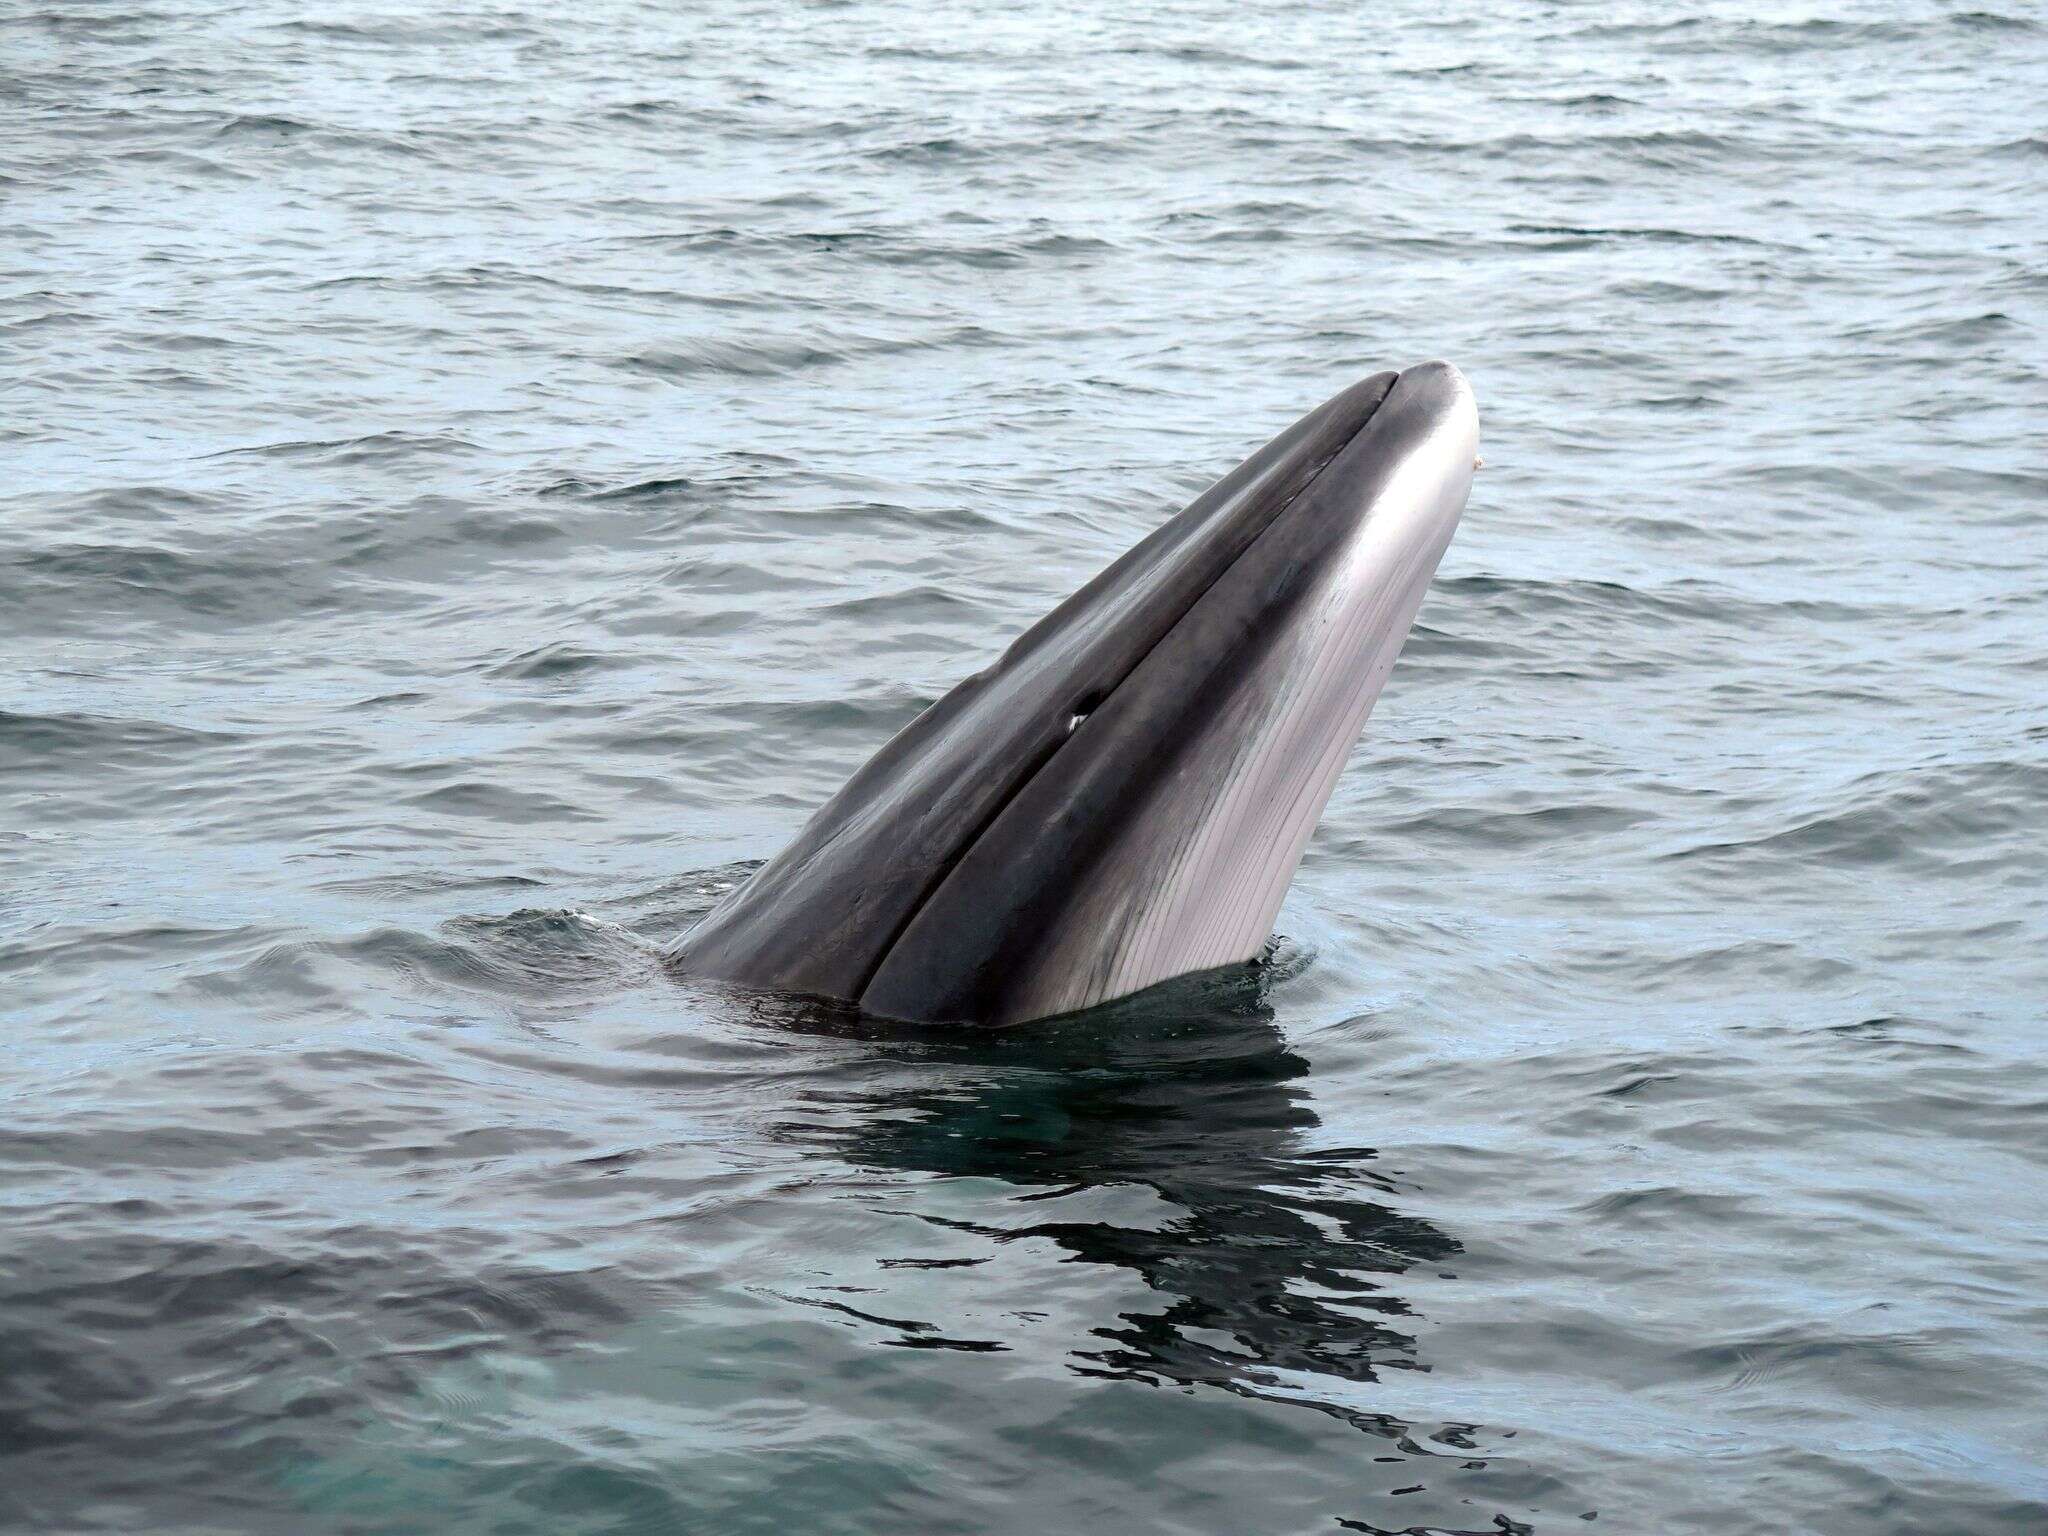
670, 362, 1479, 1026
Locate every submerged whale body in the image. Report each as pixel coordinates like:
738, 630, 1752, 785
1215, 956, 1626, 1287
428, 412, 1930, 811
671, 362, 1478, 1026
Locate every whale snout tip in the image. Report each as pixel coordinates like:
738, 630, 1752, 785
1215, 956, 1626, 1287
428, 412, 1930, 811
1399, 357, 1470, 394
1392, 362, 1490, 475
1379, 359, 1476, 426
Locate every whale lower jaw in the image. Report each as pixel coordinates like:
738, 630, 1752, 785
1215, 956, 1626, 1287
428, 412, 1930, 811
672, 362, 1478, 1027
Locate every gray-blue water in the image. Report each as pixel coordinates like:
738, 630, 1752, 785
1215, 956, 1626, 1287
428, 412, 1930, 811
5, 2, 2046, 1531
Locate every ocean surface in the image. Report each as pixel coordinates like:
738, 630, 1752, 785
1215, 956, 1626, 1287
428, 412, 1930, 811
4, 1, 2045, 1531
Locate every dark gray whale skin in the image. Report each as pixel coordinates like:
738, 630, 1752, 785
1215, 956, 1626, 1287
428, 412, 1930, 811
670, 362, 1478, 1025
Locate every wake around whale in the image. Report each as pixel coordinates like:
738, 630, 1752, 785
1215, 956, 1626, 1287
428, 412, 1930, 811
670, 361, 1479, 1026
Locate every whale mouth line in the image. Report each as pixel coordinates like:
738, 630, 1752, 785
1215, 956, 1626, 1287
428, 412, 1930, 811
844, 377, 1402, 1008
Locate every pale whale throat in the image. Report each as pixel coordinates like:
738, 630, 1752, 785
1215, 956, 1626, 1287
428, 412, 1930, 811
671, 361, 1479, 1026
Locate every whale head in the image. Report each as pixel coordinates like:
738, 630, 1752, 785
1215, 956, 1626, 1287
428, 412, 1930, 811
671, 362, 1478, 1025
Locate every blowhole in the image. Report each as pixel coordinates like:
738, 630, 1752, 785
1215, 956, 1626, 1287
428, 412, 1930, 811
1066, 690, 1107, 733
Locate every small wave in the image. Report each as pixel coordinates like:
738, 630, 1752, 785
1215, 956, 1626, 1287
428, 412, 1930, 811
1104, 43, 1305, 71
1431, 574, 1879, 636
482, 643, 629, 681
573, 475, 698, 504
199, 430, 482, 464
1662, 758, 2048, 877
1561, 15, 1921, 48
314, 872, 547, 900
597, 224, 1113, 270
403, 781, 602, 824
1505, 222, 1774, 248
1816, 1015, 1978, 1062
184, 909, 661, 1012
0, 710, 243, 777
271, 16, 538, 43
440, 908, 664, 988
863, 135, 1005, 165
5, 540, 345, 629
620, 337, 851, 379
1672, 1320, 1996, 1409
208, 112, 314, 140
1352, 801, 1648, 853
818, 585, 978, 624
1953, 10, 2040, 32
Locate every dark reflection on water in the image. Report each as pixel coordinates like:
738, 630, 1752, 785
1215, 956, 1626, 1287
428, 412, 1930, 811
767, 962, 1461, 1437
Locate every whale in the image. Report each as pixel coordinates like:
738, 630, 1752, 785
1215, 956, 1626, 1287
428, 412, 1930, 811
670, 361, 1478, 1026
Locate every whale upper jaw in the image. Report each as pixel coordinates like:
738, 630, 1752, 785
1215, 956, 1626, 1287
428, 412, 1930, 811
671, 362, 1478, 1026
